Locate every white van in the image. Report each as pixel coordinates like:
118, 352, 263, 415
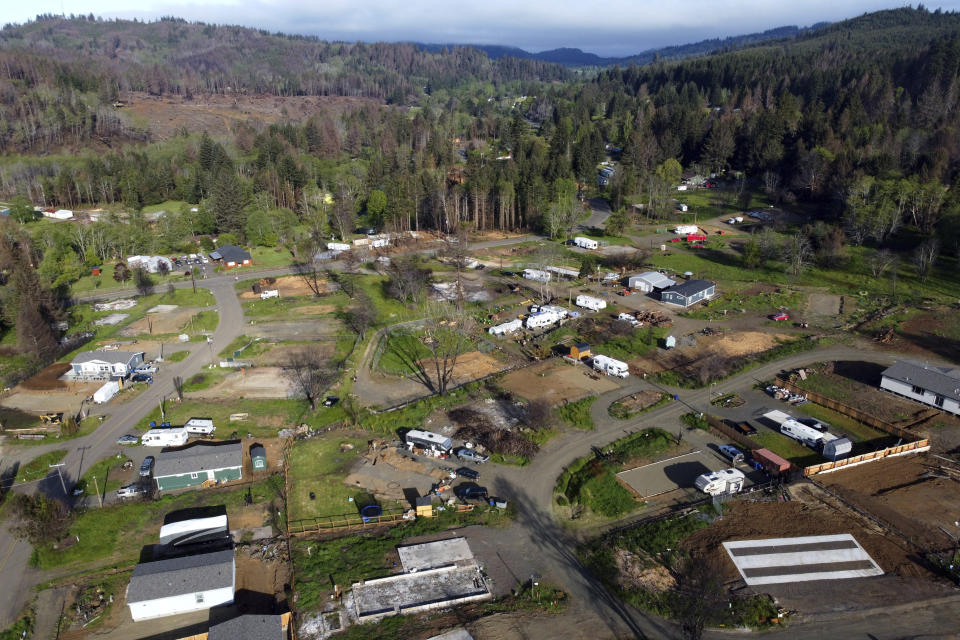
141, 428, 188, 447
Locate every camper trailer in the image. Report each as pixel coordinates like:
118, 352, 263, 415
592, 354, 629, 378
327, 242, 351, 252
575, 295, 607, 311
93, 381, 120, 404
522, 269, 551, 283
573, 237, 599, 250
695, 468, 746, 496
141, 428, 189, 448
260, 289, 279, 300
525, 309, 563, 329
404, 429, 453, 455
488, 318, 523, 336
184, 418, 216, 436
674, 225, 699, 235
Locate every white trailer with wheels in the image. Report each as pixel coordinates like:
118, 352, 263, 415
674, 225, 699, 235
404, 429, 453, 455
488, 318, 523, 336
525, 309, 563, 329
573, 237, 599, 250
522, 268, 551, 283
93, 380, 120, 404
592, 354, 629, 378
695, 468, 746, 496
575, 295, 607, 311
184, 418, 216, 436
141, 428, 189, 447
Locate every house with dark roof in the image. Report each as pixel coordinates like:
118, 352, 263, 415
126, 549, 235, 621
208, 244, 252, 268
154, 441, 243, 492
207, 613, 293, 640
880, 360, 960, 416
70, 350, 145, 378
660, 279, 715, 308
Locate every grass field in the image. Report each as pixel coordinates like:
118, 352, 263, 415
75, 454, 130, 495
555, 397, 597, 430
139, 397, 339, 438
31, 476, 283, 570
165, 350, 190, 362
15, 450, 67, 484
794, 403, 890, 444
250, 246, 295, 268
286, 435, 371, 523
749, 430, 817, 465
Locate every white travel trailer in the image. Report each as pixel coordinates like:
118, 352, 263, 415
674, 225, 699, 235
93, 380, 120, 404
573, 237, 599, 250
575, 295, 607, 311
695, 468, 746, 496
141, 428, 189, 447
539, 305, 569, 318
525, 309, 563, 329
522, 269, 551, 283
327, 242, 351, 252
184, 418, 216, 436
404, 429, 453, 454
260, 289, 279, 299
592, 354, 629, 378
488, 318, 523, 336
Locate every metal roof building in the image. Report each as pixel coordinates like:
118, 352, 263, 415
627, 271, 676, 292
154, 442, 243, 492
126, 549, 235, 621
881, 360, 960, 416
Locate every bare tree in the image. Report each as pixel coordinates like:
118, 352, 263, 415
386, 304, 474, 396
173, 376, 184, 402
292, 239, 329, 297
386, 255, 433, 305
282, 347, 338, 410
869, 248, 897, 278
675, 553, 729, 640
913, 238, 940, 283
344, 293, 376, 340
10, 494, 74, 545
783, 232, 813, 276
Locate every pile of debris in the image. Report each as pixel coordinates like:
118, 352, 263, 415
449, 407, 537, 459
237, 539, 289, 562
634, 310, 672, 327
765, 384, 807, 405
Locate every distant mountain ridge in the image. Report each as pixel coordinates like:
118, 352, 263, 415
418, 24, 829, 67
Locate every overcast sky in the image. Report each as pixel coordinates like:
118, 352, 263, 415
8, 1, 960, 56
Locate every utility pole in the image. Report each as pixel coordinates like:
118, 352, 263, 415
159, 397, 165, 421
49, 463, 67, 496
92, 475, 102, 508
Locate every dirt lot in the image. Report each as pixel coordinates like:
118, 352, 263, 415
238, 275, 334, 299
19, 363, 72, 390
3, 364, 102, 412
189, 367, 296, 399
422, 351, 505, 385
891, 308, 960, 363
806, 293, 842, 317
120, 308, 199, 335
628, 330, 789, 375
502, 360, 619, 403
612, 390, 664, 414
345, 447, 448, 501
819, 454, 960, 550
122, 91, 377, 139
255, 342, 336, 366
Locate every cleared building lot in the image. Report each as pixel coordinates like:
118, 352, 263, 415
723, 534, 884, 586
616, 450, 727, 499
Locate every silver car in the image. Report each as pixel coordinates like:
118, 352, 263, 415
116, 484, 148, 499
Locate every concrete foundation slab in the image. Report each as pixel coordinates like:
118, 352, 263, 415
723, 534, 884, 585
352, 564, 491, 622
397, 537, 474, 572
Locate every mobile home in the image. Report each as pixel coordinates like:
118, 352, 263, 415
575, 295, 607, 311
573, 237, 599, 250
525, 309, 563, 329
522, 269, 551, 283
141, 428, 189, 448
592, 354, 629, 378
488, 318, 523, 336
404, 429, 453, 454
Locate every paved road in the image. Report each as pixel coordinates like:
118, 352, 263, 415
580, 197, 611, 231
0, 277, 246, 628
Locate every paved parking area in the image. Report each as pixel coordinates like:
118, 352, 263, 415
616, 450, 727, 498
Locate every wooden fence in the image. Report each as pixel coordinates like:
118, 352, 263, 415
288, 504, 477, 537
802, 439, 930, 476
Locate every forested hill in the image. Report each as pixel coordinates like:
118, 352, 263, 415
0, 14, 570, 101
419, 25, 817, 67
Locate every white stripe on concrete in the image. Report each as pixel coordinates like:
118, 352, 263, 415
723, 534, 884, 586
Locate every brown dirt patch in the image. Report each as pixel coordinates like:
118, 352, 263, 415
819, 454, 960, 550
238, 275, 333, 299
707, 331, 789, 358
502, 360, 619, 403
614, 390, 665, 414
255, 342, 335, 366
191, 367, 295, 399
612, 547, 675, 592
121, 308, 198, 335
418, 351, 506, 386
891, 308, 960, 363
229, 504, 270, 529
295, 304, 338, 315
681, 500, 930, 582
627, 331, 789, 377
19, 363, 72, 390
122, 91, 378, 139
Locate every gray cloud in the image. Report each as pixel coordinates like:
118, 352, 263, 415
10, 0, 960, 56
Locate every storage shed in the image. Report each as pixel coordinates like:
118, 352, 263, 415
126, 549, 235, 621
250, 444, 267, 471
154, 441, 243, 492
570, 343, 591, 360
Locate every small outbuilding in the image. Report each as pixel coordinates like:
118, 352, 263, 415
126, 549, 235, 621
569, 343, 591, 360
250, 444, 267, 471
664, 335, 677, 349
627, 271, 676, 293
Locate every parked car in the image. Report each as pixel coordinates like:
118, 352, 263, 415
456, 448, 489, 464
116, 484, 148, 498
455, 483, 488, 500
455, 467, 480, 480
771, 312, 790, 321
139, 456, 155, 477
322, 396, 339, 407
718, 445, 745, 464
117, 434, 139, 445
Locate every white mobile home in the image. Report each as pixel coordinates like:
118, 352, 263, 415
546, 266, 580, 279
592, 354, 629, 378
575, 295, 606, 311
488, 318, 523, 336
522, 269, 551, 283
880, 360, 960, 416
327, 242, 351, 252
126, 549, 235, 621
405, 429, 453, 454
695, 468, 745, 496
573, 237, 599, 250
71, 350, 145, 378
627, 272, 676, 293
141, 428, 189, 448
525, 309, 563, 329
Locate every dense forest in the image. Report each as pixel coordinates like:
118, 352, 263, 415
2, 7, 960, 375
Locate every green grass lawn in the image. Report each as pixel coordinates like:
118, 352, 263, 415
555, 397, 597, 430
31, 477, 283, 570
183, 310, 218, 334
165, 350, 189, 362
250, 246, 295, 268
793, 403, 890, 444
141, 200, 194, 214
749, 429, 817, 464
70, 263, 194, 296
15, 450, 68, 484
140, 397, 328, 438
286, 435, 372, 523
75, 454, 131, 495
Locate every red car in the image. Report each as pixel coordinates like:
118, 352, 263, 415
772, 312, 790, 321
